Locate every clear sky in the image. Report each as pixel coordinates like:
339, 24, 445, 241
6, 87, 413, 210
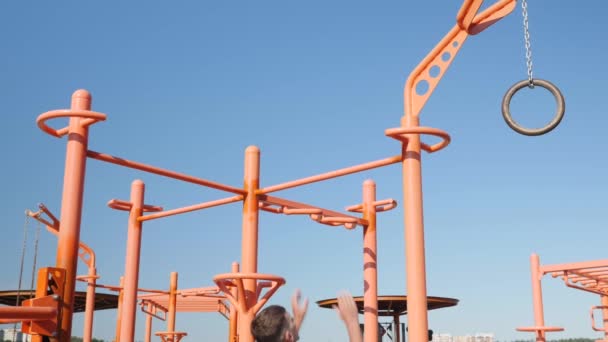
1, 1, 607, 341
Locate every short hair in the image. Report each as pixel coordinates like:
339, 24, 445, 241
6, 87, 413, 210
251, 305, 290, 342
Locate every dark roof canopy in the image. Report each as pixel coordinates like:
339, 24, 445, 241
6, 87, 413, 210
316, 295, 458, 316
0, 290, 118, 312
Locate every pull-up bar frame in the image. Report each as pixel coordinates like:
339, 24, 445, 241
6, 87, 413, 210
18, 1, 522, 341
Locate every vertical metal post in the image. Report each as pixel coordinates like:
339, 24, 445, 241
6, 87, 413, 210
239, 146, 260, 342
402, 115, 429, 342
362, 180, 378, 342
602, 295, 608, 342
82, 266, 97, 342
119, 180, 146, 342
168, 272, 178, 333
144, 303, 153, 342
229, 262, 239, 342
55, 90, 92, 341
530, 254, 546, 342
115, 277, 125, 342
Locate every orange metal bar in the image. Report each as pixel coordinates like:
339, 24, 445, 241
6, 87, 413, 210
145, 303, 154, 342
530, 254, 547, 342
115, 277, 124, 342
119, 180, 146, 342
139, 195, 244, 222
457, 0, 483, 30
55, 90, 93, 341
86, 150, 246, 195
37, 109, 106, 139
92, 282, 169, 294
602, 296, 608, 340
541, 260, 608, 274
362, 180, 378, 342
258, 154, 402, 194
168, 272, 178, 333
82, 266, 97, 342
0, 307, 58, 320
260, 195, 368, 228
229, 262, 239, 342
240, 146, 261, 342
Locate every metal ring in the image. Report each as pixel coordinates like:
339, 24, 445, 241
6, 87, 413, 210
501, 79, 565, 136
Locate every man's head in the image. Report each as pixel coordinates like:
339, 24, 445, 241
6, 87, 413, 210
251, 305, 299, 342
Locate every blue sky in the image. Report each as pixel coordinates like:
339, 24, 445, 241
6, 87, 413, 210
1, 1, 608, 341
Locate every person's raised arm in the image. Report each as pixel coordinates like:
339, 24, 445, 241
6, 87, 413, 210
333, 291, 363, 342
291, 289, 309, 331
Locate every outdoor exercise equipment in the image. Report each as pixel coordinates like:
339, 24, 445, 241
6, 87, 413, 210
139, 283, 229, 342
518, 254, 608, 342
4, 1, 567, 341
501, 0, 565, 136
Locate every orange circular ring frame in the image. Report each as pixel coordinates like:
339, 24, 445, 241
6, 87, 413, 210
37, 109, 107, 138
385, 126, 451, 153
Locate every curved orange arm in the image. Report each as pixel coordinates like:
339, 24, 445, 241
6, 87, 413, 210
404, 0, 517, 119
28, 204, 96, 269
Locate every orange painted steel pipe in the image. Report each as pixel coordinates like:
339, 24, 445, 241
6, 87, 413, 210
82, 266, 97, 342
115, 277, 125, 342
55, 89, 94, 341
119, 180, 146, 342
401, 114, 430, 342
139, 195, 244, 222
229, 262, 239, 342
37, 109, 106, 138
240, 146, 261, 342
530, 254, 547, 340
258, 154, 402, 194
87, 150, 246, 195
168, 272, 178, 333
145, 303, 154, 342
260, 195, 368, 228
602, 296, 608, 340
362, 180, 379, 342
0, 306, 58, 320
399, 3, 517, 341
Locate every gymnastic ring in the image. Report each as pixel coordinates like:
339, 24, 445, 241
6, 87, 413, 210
501, 79, 565, 136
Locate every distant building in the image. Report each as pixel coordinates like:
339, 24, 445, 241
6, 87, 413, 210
0, 328, 32, 342
432, 332, 494, 342
433, 333, 453, 342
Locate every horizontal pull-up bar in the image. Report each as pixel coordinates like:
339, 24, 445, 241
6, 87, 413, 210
87, 150, 246, 195
138, 195, 244, 222
258, 154, 402, 194
0, 306, 58, 320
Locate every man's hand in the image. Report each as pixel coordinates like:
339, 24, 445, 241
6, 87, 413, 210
291, 289, 309, 330
333, 291, 362, 342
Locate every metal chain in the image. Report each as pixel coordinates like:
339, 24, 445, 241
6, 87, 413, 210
521, 0, 534, 88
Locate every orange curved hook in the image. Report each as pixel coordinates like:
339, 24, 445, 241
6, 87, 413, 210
404, 0, 517, 119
